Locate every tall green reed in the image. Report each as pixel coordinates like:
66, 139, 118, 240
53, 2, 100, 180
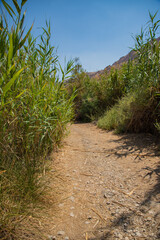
0, 0, 75, 238
98, 12, 160, 133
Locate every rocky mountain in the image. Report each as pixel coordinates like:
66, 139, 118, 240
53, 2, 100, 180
87, 49, 135, 79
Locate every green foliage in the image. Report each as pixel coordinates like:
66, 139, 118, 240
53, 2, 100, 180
98, 11, 160, 134
98, 93, 134, 132
0, 0, 75, 238
98, 88, 159, 133
68, 12, 160, 134
67, 60, 126, 122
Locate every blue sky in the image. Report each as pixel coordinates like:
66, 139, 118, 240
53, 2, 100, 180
1, 0, 160, 72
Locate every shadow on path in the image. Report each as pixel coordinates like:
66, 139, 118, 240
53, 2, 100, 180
107, 132, 160, 158
90, 133, 160, 240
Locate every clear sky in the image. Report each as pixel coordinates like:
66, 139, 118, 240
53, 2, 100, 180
1, 0, 160, 72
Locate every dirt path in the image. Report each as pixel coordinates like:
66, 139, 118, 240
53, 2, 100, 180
43, 123, 160, 240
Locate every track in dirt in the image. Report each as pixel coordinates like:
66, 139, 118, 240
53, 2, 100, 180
42, 123, 160, 240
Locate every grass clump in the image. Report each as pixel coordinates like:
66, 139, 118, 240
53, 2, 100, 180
98, 93, 134, 132
98, 88, 158, 133
0, 0, 75, 239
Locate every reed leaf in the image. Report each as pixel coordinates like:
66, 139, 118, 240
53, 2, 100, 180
2, 68, 24, 96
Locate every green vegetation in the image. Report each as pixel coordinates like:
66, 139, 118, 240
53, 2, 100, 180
98, 12, 160, 133
67, 59, 126, 122
68, 12, 160, 134
0, 0, 75, 238
0, 1, 159, 238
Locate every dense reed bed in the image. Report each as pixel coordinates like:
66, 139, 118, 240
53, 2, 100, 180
0, 0, 75, 238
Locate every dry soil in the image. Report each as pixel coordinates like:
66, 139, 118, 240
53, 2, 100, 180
38, 123, 160, 240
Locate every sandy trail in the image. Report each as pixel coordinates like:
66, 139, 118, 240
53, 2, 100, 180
42, 123, 160, 240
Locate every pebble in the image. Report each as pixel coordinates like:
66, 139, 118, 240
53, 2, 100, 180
149, 233, 155, 237
104, 193, 107, 198
131, 232, 136, 237
48, 236, 56, 240
69, 196, 75, 202
85, 221, 90, 224
135, 231, 141, 237
148, 210, 154, 214
117, 233, 123, 239
64, 237, 69, 240
58, 203, 64, 208
70, 212, 74, 217
57, 231, 65, 236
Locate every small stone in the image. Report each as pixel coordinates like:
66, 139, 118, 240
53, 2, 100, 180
131, 231, 136, 236
48, 236, 56, 240
69, 196, 75, 202
85, 221, 90, 224
64, 237, 69, 240
57, 231, 65, 236
116, 208, 120, 213
117, 233, 123, 239
148, 210, 154, 214
88, 216, 92, 220
58, 203, 64, 208
104, 193, 107, 198
70, 212, 74, 217
124, 237, 129, 240
135, 232, 141, 237
149, 233, 155, 237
